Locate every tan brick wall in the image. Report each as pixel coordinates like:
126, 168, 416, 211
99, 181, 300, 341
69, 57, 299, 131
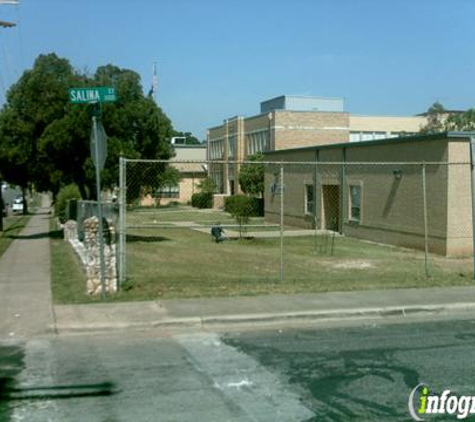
350, 115, 426, 133
344, 140, 449, 252
274, 111, 349, 150
264, 136, 464, 255
244, 114, 271, 133
208, 125, 226, 140
446, 139, 473, 256
264, 150, 316, 229
213, 194, 227, 210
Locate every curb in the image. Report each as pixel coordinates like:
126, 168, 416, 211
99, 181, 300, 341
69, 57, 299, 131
53, 302, 475, 334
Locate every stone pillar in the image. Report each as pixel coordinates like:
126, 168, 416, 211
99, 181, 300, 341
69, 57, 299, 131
83, 216, 118, 295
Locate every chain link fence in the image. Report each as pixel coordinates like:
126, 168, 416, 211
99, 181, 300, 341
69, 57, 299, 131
117, 158, 474, 298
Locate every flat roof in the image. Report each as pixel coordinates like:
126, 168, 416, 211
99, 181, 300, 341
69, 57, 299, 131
350, 113, 425, 119
261, 94, 344, 103
172, 144, 206, 149
263, 132, 475, 155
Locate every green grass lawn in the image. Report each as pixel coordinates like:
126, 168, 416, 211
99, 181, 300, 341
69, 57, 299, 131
0, 215, 31, 258
49, 217, 89, 304
119, 228, 472, 301
51, 205, 474, 304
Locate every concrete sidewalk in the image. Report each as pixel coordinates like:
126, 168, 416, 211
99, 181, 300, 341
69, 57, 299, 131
0, 195, 55, 339
53, 284, 475, 334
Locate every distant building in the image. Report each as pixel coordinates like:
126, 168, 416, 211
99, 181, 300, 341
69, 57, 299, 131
207, 95, 426, 194
141, 143, 207, 206
167, 143, 207, 204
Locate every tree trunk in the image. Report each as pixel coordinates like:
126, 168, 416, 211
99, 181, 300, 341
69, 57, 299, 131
0, 181, 4, 232
22, 186, 28, 215
78, 183, 89, 200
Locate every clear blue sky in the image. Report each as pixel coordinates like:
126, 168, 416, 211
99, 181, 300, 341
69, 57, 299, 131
0, 0, 473, 140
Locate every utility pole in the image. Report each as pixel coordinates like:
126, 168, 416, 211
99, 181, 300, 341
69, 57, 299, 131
151, 61, 158, 103
0, 0, 18, 232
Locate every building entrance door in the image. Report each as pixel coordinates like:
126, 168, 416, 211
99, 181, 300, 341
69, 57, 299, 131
322, 185, 340, 232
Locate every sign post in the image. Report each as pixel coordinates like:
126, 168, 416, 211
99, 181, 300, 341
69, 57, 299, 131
93, 115, 108, 300
70, 86, 116, 299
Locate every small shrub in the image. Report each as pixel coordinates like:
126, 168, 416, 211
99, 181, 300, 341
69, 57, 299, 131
66, 199, 78, 221
198, 177, 217, 194
224, 195, 263, 217
120, 279, 135, 292
225, 195, 264, 238
55, 184, 81, 224
191, 192, 213, 209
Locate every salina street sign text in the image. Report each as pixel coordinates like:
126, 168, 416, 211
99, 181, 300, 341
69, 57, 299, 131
69, 87, 117, 104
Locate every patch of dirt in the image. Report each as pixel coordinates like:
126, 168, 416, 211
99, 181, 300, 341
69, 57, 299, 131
332, 260, 374, 270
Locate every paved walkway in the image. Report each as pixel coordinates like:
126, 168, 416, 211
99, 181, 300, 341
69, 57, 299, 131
0, 195, 55, 338
171, 221, 324, 238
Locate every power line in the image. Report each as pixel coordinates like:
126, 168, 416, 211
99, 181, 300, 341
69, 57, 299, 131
14, 3, 24, 70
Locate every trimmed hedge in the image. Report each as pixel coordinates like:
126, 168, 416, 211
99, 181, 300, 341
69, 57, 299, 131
191, 192, 213, 209
55, 184, 81, 224
66, 199, 78, 221
224, 195, 264, 217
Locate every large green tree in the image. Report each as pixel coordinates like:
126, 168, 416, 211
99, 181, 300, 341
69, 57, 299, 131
0, 53, 76, 209
0, 54, 176, 201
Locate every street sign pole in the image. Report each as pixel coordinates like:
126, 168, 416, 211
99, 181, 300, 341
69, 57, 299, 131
69, 86, 116, 300
0, 182, 3, 232
93, 115, 108, 300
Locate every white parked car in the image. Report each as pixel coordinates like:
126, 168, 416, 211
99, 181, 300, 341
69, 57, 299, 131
12, 197, 24, 214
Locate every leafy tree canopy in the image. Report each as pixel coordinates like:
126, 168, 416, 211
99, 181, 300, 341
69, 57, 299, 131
444, 109, 475, 132
0, 53, 176, 200
420, 101, 446, 133
239, 152, 264, 197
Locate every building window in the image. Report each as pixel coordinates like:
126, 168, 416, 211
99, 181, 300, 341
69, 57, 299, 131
246, 131, 269, 156
228, 135, 237, 158
352, 131, 388, 142
374, 131, 387, 140
212, 172, 223, 193
305, 184, 314, 215
349, 132, 361, 143
349, 185, 361, 223
210, 139, 223, 159
158, 184, 180, 199
270, 172, 282, 195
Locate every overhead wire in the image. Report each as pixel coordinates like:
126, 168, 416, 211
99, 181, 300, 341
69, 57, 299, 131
0, 1, 21, 106
0, 10, 6, 104
14, 2, 23, 71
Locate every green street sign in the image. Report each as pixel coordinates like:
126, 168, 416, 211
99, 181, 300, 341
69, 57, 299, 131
69, 87, 117, 104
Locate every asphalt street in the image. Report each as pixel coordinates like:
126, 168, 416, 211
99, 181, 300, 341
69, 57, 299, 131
2, 316, 475, 421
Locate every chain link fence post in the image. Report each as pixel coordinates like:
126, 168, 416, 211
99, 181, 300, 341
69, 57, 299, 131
313, 153, 319, 254
422, 162, 430, 278
280, 162, 284, 283
470, 137, 475, 280
118, 156, 126, 285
